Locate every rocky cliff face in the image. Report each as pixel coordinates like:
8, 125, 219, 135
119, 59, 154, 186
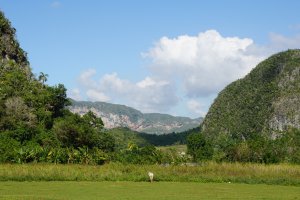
0, 11, 29, 68
269, 64, 300, 132
69, 100, 202, 134
201, 49, 300, 141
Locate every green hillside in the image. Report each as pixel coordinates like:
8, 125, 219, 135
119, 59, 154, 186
198, 50, 300, 163
105, 127, 148, 150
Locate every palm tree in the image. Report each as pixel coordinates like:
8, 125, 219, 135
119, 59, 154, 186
38, 72, 48, 84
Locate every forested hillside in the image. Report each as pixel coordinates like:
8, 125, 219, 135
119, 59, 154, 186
0, 11, 115, 164
192, 50, 300, 163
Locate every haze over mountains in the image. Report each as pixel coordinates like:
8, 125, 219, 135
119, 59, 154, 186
69, 100, 202, 134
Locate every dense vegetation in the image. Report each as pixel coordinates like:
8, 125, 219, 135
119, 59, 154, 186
105, 126, 201, 148
1, 10, 300, 166
191, 50, 300, 163
138, 127, 200, 146
0, 11, 117, 165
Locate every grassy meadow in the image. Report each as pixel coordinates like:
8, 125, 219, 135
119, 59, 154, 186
0, 181, 300, 200
157, 144, 187, 152
0, 162, 299, 185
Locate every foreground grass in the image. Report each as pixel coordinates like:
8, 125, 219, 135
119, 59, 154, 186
0, 181, 299, 200
1, 162, 300, 186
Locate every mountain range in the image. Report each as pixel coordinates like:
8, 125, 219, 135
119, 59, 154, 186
69, 100, 202, 134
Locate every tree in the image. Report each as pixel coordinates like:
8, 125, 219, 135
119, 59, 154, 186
38, 72, 48, 84
47, 84, 70, 118
1, 97, 37, 142
53, 113, 94, 148
82, 111, 104, 130
53, 112, 114, 152
187, 133, 213, 161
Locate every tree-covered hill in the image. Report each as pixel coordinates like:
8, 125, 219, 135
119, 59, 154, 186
0, 11, 115, 164
196, 50, 300, 163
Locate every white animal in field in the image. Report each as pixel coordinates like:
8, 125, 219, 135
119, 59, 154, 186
148, 172, 154, 182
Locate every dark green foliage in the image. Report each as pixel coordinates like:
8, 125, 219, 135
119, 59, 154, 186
187, 133, 213, 161
113, 144, 162, 164
0, 133, 20, 162
47, 84, 71, 118
53, 111, 115, 151
53, 114, 93, 148
276, 128, 300, 163
140, 126, 201, 146
82, 111, 104, 130
104, 127, 147, 150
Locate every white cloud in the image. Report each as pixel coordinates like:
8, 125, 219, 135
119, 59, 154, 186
68, 88, 82, 101
144, 30, 265, 97
99, 73, 131, 94
78, 69, 97, 88
86, 89, 110, 102
73, 30, 300, 117
76, 71, 178, 113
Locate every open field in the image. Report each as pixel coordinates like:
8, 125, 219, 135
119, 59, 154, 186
0, 162, 300, 185
157, 144, 187, 152
0, 181, 299, 200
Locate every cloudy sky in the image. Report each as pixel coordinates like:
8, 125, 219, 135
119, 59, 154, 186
1, 0, 300, 118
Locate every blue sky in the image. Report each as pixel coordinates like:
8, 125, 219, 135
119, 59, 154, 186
1, 0, 300, 118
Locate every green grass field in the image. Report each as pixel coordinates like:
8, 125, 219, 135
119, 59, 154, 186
157, 144, 187, 152
0, 181, 299, 200
1, 163, 299, 185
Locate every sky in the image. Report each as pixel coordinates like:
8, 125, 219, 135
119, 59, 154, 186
1, 0, 300, 118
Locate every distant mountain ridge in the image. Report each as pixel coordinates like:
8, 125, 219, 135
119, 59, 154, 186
69, 100, 202, 134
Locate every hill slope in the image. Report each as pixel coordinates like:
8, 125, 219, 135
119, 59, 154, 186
69, 100, 202, 134
202, 49, 300, 142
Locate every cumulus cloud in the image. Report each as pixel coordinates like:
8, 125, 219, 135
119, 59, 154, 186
144, 30, 266, 97
86, 89, 110, 102
77, 71, 178, 113
72, 30, 300, 116
79, 69, 97, 88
